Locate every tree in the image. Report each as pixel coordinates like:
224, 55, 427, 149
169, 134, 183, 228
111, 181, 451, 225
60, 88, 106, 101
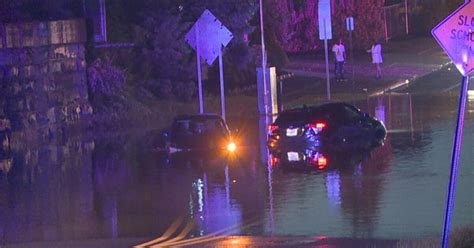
0, 0, 82, 22
86, 1, 259, 98
87, 57, 126, 97
133, 10, 194, 84
249, 0, 385, 54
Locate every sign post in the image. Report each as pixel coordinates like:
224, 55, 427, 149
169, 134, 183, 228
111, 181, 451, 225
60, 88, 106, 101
431, 1, 473, 247
318, 0, 332, 101
185, 10, 233, 119
218, 45, 226, 120
346, 16, 355, 83
195, 23, 204, 113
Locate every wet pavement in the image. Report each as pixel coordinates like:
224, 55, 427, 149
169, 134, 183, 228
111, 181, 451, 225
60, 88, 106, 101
1, 85, 473, 247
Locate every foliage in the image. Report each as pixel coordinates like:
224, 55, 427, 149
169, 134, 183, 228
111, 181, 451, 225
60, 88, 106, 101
249, 0, 290, 69
0, 0, 83, 22
127, 0, 258, 96
158, 79, 173, 99
324, 0, 385, 49
251, 0, 385, 53
173, 81, 197, 102
207, 55, 256, 93
133, 10, 194, 83
180, 0, 257, 49
87, 58, 126, 97
266, 0, 319, 53
411, 0, 465, 34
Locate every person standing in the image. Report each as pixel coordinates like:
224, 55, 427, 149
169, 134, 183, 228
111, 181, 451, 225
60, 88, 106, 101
332, 39, 346, 81
368, 40, 383, 79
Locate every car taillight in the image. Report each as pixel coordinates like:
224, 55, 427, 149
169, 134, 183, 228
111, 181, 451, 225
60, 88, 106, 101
311, 153, 328, 170
315, 122, 326, 129
268, 124, 279, 135
307, 121, 327, 134
317, 155, 328, 170
269, 154, 280, 167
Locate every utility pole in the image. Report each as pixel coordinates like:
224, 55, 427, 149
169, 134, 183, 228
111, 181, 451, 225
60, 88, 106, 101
259, 0, 268, 116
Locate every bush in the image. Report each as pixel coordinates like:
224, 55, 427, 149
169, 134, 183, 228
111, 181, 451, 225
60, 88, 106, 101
173, 81, 196, 102
87, 58, 126, 97
157, 79, 173, 99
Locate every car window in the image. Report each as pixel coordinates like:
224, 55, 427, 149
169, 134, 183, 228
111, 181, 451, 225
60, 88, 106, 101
315, 104, 361, 123
174, 117, 226, 135
275, 110, 310, 125
342, 105, 362, 121
172, 120, 191, 133
204, 119, 226, 132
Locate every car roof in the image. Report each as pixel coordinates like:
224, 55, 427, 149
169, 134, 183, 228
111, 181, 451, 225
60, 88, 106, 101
275, 102, 360, 123
280, 102, 358, 113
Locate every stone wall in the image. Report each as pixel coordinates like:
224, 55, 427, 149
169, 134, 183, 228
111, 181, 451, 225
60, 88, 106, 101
0, 19, 92, 135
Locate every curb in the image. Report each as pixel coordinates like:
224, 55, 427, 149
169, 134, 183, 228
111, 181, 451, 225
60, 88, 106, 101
368, 61, 453, 97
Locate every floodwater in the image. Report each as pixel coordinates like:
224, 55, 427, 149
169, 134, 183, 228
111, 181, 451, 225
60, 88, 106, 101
0, 91, 473, 246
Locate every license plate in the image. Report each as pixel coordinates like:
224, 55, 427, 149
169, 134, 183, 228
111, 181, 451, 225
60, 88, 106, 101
286, 128, 298, 136
287, 152, 301, 161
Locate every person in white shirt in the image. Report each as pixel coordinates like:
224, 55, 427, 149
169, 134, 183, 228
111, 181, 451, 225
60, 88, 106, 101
368, 40, 383, 79
332, 39, 346, 80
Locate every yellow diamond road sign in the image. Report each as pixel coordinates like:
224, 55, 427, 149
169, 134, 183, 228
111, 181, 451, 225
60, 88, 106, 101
185, 9, 233, 66
432, 0, 474, 76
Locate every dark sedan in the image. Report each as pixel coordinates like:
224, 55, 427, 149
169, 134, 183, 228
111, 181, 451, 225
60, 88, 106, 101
267, 102, 386, 168
163, 114, 237, 154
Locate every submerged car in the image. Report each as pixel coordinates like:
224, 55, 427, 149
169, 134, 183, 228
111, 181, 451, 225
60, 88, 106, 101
163, 114, 236, 154
267, 102, 386, 157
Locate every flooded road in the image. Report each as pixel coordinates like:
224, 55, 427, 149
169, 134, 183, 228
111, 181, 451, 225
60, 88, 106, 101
0, 91, 473, 246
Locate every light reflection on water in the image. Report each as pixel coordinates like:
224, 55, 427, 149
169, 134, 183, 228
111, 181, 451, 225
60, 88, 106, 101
0, 93, 472, 245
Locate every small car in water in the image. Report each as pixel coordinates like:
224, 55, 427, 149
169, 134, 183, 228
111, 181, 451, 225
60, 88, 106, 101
163, 114, 237, 154
267, 102, 386, 158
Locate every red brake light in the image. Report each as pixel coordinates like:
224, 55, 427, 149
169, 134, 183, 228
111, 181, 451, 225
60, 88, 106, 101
270, 155, 280, 167
317, 156, 328, 169
268, 124, 279, 135
315, 122, 326, 129
307, 121, 327, 134
311, 154, 328, 170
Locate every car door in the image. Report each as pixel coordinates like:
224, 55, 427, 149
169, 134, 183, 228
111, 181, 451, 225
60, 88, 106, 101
331, 105, 369, 148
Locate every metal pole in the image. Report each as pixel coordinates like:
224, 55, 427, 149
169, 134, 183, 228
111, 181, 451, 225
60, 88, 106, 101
259, 0, 268, 116
324, 19, 331, 101
279, 79, 283, 111
195, 23, 204, 113
350, 30, 354, 84
219, 45, 226, 120
384, 8, 389, 42
405, 0, 409, 35
441, 76, 469, 248
100, 0, 107, 42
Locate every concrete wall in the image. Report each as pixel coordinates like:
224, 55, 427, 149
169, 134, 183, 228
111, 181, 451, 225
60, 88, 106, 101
0, 19, 92, 136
